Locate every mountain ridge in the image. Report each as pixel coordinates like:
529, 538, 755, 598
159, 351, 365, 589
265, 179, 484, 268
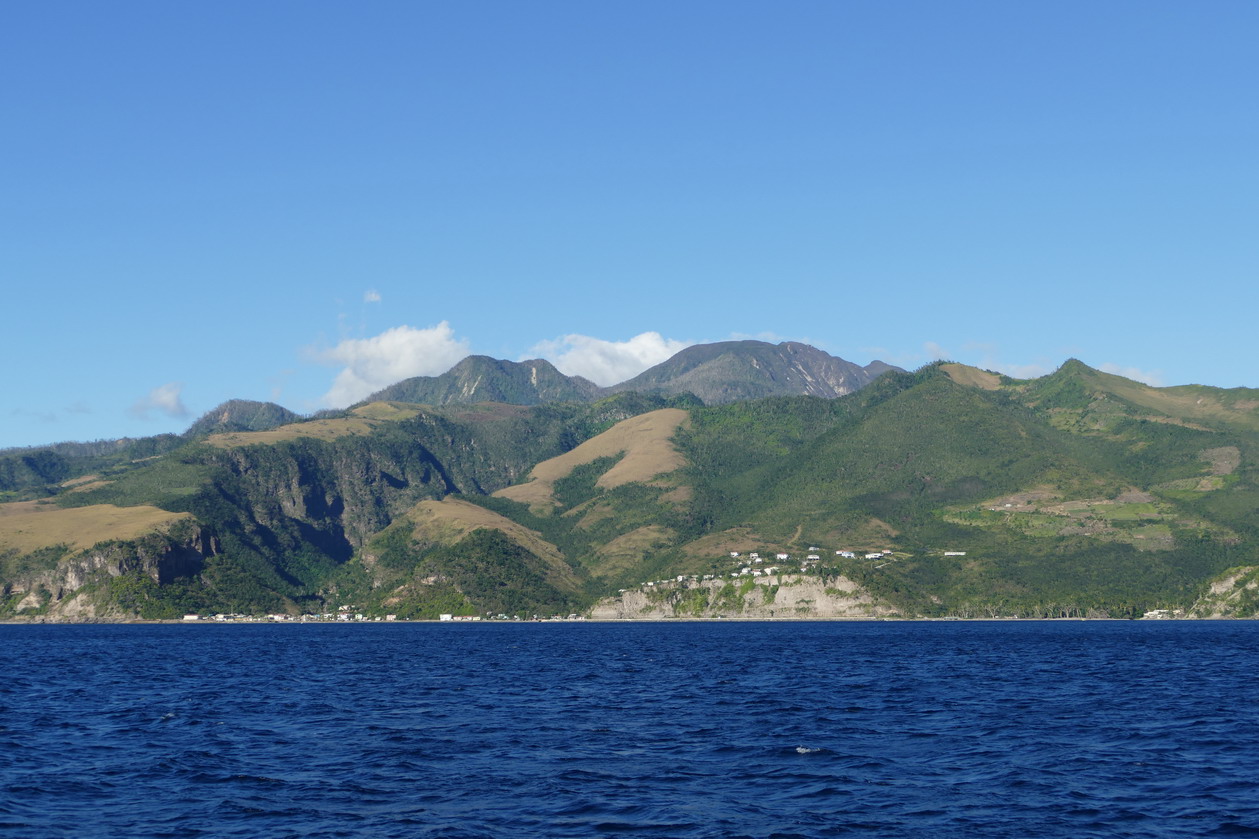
4, 357, 1259, 622
364, 356, 604, 407
356, 340, 903, 410
609, 340, 897, 403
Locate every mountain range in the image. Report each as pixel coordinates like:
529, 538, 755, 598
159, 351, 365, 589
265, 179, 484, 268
3, 341, 1258, 622
361, 340, 900, 408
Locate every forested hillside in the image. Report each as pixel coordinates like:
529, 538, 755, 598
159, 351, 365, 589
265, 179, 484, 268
2, 361, 1257, 621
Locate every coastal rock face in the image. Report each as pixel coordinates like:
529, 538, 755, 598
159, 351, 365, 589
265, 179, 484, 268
1187, 566, 1259, 618
590, 574, 898, 620
4, 524, 217, 621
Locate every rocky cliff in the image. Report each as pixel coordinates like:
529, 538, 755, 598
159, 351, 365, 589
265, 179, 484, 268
1186, 567, 1259, 618
4, 521, 217, 620
590, 573, 898, 620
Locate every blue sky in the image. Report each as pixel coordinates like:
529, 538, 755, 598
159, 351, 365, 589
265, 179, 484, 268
3, 1, 1257, 449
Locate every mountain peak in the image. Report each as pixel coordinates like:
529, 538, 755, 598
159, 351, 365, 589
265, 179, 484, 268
184, 400, 299, 437
362, 356, 603, 407
357, 340, 900, 409
1056, 358, 1097, 376
612, 340, 901, 404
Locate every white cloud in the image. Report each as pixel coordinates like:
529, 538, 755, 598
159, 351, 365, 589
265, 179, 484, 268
528, 332, 693, 386
364, 289, 381, 303
924, 341, 949, 361
1100, 363, 1164, 387
130, 383, 189, 420
315, 322, 471, 407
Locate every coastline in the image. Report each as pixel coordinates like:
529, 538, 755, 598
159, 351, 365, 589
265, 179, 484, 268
0, 615, 1213, 625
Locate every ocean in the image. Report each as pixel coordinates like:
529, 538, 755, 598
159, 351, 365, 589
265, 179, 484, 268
2, 620, 1257, 838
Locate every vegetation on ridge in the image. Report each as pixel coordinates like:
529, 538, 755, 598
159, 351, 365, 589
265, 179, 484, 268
2, 357, 1257, 621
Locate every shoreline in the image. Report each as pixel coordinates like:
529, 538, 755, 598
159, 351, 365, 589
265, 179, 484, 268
0, 615, 1220, 625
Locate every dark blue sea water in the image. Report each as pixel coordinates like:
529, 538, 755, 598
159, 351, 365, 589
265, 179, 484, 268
2, 621, 1258, 838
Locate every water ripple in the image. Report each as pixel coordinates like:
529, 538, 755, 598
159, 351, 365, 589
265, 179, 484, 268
2, 621, 1259, 837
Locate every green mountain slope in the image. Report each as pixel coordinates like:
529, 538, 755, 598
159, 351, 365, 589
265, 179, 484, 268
362, 356, 604, 406
0, 394, 682, 619
0, 435, 186, 502
437, 364, 1259, 619
2, 361, 1257, 621
184, 400, 301, 437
